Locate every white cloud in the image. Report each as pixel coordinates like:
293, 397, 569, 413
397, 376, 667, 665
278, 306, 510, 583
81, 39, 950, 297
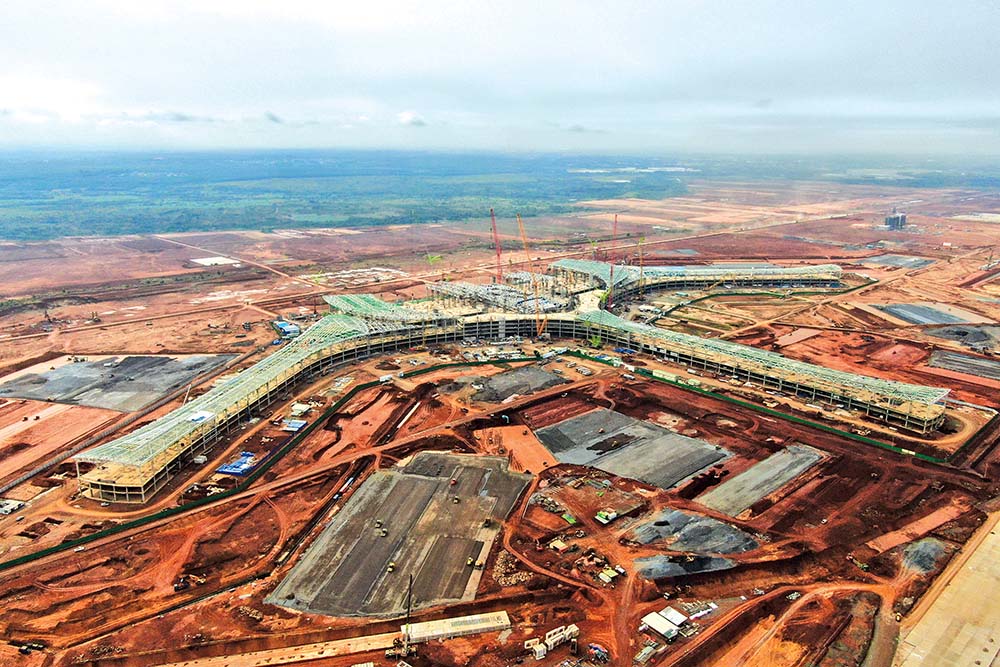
0, 74, 104, 120
0, 1, 998, 152
396, 111, 427, 127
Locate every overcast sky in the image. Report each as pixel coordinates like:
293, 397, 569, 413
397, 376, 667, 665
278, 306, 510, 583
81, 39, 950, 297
2, 0, 999, 154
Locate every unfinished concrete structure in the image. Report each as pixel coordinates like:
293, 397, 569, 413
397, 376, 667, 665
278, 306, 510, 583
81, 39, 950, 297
268, 453, 529, 617
428, 281, 567, 314
551, 259, 843, 299
74, 265, 948, 502
568, 310, 948, 433
76, 313, 459, 502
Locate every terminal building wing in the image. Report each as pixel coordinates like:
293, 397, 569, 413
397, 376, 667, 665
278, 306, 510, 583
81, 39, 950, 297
551, 258, 843, 296
76, 313, 450, 503
570, 310, 947, 433
74, 262, 948, 503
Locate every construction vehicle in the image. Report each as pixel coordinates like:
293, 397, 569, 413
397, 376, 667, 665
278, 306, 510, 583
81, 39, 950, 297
385, 644, 416, 659
704, 275, 729, 293
846, 554, 870, 571
386, 635, 416, 659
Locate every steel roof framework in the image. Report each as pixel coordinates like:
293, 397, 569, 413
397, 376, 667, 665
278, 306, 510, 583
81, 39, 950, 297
576, 309, 949, 409
552, 259, 843, 289
78, 315, 394, 468
428, 281, 564, 314
74, 285, 953, 502
322, 294, 444, 323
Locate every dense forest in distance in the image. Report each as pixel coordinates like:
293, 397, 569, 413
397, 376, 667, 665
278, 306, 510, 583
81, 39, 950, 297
1, 150, 998, 241
0, 151, 687, 241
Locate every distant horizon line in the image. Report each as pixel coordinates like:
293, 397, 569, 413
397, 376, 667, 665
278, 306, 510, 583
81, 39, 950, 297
0, 146, 996, 163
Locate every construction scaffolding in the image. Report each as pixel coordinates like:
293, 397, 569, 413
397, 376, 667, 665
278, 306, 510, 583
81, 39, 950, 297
504, 271, 567, 295
460, 311, 946, 431
322, 294, 446, 323
552, 259, 634, 290
428, 281, 566, 314
74, 290, 951, 503
76, 314, 461, 503
552, 259, 843, 296
572, 310, 947, 433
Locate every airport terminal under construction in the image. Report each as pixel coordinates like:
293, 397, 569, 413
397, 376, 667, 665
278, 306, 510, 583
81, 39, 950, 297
550, 259, 844, 299
75, 260, 949, 504
5, 187, 1000, 667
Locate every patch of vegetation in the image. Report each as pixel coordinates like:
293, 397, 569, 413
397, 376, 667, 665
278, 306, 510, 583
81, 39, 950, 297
4, 149, 998, 242
0, 150, 688, 241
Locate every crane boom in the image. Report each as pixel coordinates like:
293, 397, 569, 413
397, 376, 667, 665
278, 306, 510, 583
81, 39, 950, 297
516, 213, 546, 336
607, 265, 615, 308
611, 213, 619, 260
607, 213, 618, 308
638, 236, 645, 296
489, 208, 503, 284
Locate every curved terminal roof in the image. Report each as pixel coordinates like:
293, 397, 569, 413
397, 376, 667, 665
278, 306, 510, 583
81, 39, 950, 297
79, 291, 948, 474
505, 271, 557, 285
576, 309, 949, 407
642, 263, 843, 279
428, 281, 565, 313
78, 315, 397, 467
322, 294, 442, 322
551, 259, 636, 288
551, 259, 842, 289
